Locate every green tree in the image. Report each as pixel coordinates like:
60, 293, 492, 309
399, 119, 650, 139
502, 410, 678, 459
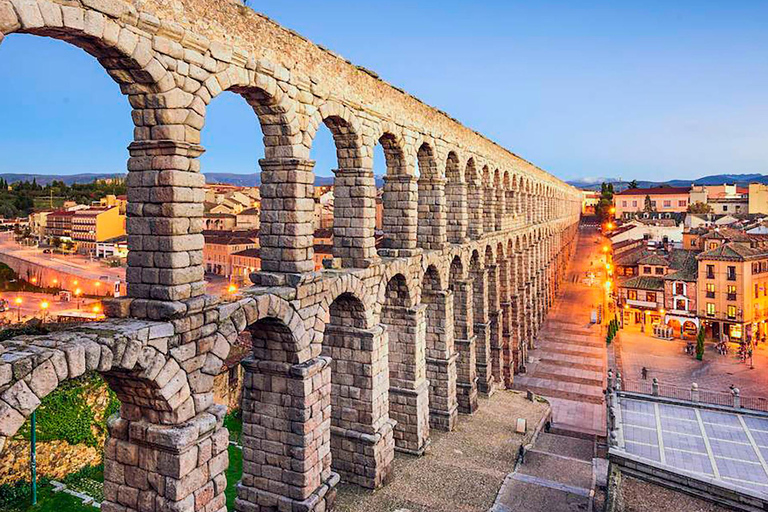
643, 194, 655, 213
696, 326, 705, 361
688, 201, 713, 214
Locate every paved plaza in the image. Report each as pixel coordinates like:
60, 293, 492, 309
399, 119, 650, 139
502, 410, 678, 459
617, 327, 768, 402
515, 227, 608, 437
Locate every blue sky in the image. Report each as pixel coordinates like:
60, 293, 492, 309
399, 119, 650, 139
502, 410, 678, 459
1, 1, 767, 182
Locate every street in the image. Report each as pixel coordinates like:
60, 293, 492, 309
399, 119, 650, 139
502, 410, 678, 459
514, 226, 609, 437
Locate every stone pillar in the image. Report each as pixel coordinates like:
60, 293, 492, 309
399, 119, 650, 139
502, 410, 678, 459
445, 179, 469, 244
103, 407, 228, 512
495, 187, 504, 231
425, 290, 459, 431
257, 158, 315, 275
417, 177, 447, 251
505, 189, 515, 230
384, 304, 430, 455
333, 168, 379, 268
451, 279, 478, 414
472, 267, 494, 396
322, 324, 395, 488
483, 186, 495, 233
237, 357, 338, 512
467, 183, 484, 240
380, 174, 418, 256
486, 264, 503, 393
125, 140, 206, 319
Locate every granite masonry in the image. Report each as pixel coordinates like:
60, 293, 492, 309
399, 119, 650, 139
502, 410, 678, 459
0, 0, 581, 510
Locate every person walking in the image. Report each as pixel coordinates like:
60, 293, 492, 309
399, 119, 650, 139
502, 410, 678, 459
641, 367, 648, 380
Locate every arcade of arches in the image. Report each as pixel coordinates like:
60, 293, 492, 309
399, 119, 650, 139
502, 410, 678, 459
0, 1, 582, 511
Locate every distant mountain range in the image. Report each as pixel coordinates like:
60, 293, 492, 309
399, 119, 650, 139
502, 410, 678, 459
0, 172, 385, 188
567, 173, 768, 191
3, 171, 762, 191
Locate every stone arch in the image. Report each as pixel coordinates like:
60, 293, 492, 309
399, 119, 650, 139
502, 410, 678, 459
445, 150, 467, 243
378, 128, 417, 254
320, 274, 375, 331
416, 141, 446, 250
448, 255, 477, 413
482, 165, 494, 233
382, 272, 429, 452
322, 291, 394, 488
0, 3, 172, 95
466, 157, 484, 240
493, 169, 503, 231
306, 101, 365, 168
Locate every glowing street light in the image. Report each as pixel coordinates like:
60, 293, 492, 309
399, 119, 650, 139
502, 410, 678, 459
609, 207, 616, 215
602, 246, 609, 253
74, 288, 82, 310
228, 284, 238, 294
92, 304, 102, 314
40, 301, 49, 323
14, 296, 22, 323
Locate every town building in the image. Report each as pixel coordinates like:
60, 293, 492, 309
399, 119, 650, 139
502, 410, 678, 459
45, 210, 76, 239
581, 189, 600, 215
236, 207, 260, 230
203, 231, 258, 277
204, 213, 237, 231
614, 187, 691, 218
70, 206, 126, 255
749, 183, 768, 215
696, 235, 768, 342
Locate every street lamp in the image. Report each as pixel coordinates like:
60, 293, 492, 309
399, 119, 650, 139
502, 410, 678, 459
74, 288, 82, 310
92, 304, 102, 315
40, 301, 49, 323
228, 284, 238, 294
14, 296, 22, 323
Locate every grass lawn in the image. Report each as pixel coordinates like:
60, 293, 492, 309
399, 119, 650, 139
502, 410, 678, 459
226, 445, 243, 511
224, 410, 242, 443
3, 482, 96, 512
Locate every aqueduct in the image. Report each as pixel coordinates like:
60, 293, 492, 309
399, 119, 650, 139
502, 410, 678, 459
0, 0, 582, 510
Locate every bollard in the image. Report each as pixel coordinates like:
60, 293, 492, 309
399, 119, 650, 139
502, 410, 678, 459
733, 388, 741, 409
652, 377, 659, 397
691, 382, 699, 402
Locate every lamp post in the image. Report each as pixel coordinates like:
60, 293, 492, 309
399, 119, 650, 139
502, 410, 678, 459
14, 296, 22, 323
40, 301, 49, 323
74, 288, 82, 310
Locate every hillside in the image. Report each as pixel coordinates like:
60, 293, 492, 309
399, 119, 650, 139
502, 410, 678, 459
568, 173, 768, 190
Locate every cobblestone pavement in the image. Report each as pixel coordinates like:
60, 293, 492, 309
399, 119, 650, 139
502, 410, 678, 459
333, 391, 550, 512
617, 327, 768, 399
515, 227, 608, 437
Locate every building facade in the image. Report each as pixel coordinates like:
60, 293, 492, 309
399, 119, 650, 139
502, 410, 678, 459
614, 187, 691, 218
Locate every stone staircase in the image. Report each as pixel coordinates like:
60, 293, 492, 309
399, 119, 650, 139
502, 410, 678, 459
491, 432, 607, 512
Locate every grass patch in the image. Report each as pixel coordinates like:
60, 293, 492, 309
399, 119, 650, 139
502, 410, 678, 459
224, 409, 242, 443
226, 445, 243, 511
2, 481, 96, 512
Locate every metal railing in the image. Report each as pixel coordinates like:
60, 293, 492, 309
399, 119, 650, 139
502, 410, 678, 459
614, 373, 768, 413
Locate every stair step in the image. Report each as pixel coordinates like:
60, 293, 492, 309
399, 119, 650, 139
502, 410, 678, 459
513, 384, 604, 405
532, 432, 595, 462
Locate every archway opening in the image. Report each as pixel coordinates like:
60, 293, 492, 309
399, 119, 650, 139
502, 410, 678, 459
382, 273, 429, 453
200, 91, 265, 296
378, 133, 415, 254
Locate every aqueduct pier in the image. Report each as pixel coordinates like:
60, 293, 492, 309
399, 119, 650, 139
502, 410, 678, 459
0, 1, 582, 511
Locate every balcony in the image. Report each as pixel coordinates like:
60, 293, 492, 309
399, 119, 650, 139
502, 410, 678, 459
626, 298, 659, 309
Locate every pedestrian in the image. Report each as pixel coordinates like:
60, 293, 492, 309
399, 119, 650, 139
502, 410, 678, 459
641, 366, 648, 380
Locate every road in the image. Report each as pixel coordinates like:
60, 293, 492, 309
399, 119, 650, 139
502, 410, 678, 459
514, 226, 608, 438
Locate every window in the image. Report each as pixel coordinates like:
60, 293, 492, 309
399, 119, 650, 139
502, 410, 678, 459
632, 201, 637, 208
706, 265, 715, 279
655, 267, 664, 275
622, 201, 627, 207
756, 284, 759, 299
626, 267, 634, 276
727, 266, 737, 281
646, 292, 656, 303
651, 201, 657, 208
663, 200, 671, 208
705, 283, 715, 298
727, 305, 737, 320
727, 285, 737, 301
707, 303, 716, 316
678, 200, 687, 207
644, 266, 652, 274
628, 289, 637, 300
675, 283, 685, 295
676, 299, 687, 311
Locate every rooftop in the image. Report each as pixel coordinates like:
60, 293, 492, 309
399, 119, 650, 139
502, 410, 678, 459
614, 396, 768, 499
616, 186, 691, 196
